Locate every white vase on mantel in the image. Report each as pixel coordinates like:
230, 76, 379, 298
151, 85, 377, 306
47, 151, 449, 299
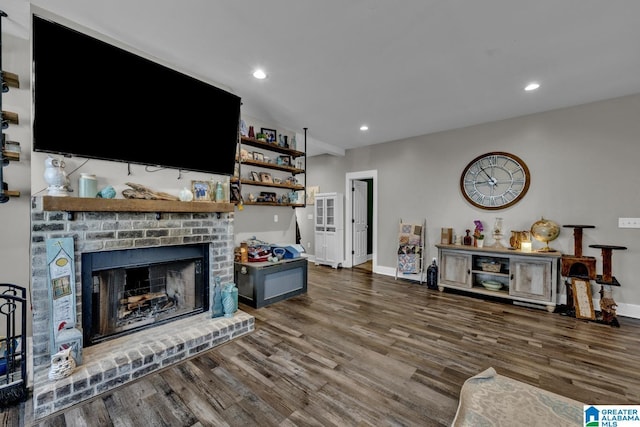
179, 187, 193, 202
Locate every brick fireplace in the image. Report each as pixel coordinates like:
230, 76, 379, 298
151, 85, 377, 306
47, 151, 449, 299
29, 196, 254, 420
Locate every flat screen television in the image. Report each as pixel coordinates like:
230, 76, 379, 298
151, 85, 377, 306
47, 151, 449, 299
32, 14, 241, 176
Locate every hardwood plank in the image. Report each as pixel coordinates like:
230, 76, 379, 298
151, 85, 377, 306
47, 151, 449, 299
17, 262, 640, 425
63, 399, 111, 427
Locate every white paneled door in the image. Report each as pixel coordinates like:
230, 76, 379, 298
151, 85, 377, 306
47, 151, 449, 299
352, 180, 368, 266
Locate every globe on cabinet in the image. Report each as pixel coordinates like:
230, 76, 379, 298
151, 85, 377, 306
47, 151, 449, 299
530, 217, 560, 252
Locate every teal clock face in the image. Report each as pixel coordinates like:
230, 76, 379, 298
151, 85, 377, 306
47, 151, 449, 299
460, 152, 530, 210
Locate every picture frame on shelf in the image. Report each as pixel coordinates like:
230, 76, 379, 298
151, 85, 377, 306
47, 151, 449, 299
252, 152, 264, 162
258, 191, 277, 202
260, 172, 273, 183
191, 180, 212, 201
230, 182, 242, 202
278, 155, 291, 166
261, 128, 277, 144
250, 171, 260, 182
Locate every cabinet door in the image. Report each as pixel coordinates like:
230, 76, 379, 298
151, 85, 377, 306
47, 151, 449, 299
315, 197, 325, 228
323, 231, 339, 264
314, 232, 325, 262
440, 251, 471, 288
510, 258, 552, 301
325, 196, 336, 229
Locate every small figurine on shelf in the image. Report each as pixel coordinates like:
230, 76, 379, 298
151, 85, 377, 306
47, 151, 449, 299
463, 229, 473, 246
43, 156, 71, 196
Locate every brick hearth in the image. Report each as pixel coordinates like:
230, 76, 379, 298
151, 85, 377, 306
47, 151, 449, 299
29, 197, 253, 420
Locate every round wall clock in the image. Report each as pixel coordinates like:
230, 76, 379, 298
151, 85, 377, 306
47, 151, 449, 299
460, 151, 530, 210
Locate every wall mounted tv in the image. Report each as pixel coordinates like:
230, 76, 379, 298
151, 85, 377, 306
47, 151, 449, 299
32, 14, 241, 176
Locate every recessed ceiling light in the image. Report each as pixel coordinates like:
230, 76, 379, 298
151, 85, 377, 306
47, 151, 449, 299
253, 69, 267, 79
360, 125, 369, 131
524, 82, 540, 91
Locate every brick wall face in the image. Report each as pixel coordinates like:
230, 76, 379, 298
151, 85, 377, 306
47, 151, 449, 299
30, 197, 235, 373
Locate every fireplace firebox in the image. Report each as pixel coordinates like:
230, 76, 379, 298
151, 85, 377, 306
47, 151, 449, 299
81, 244, 209, 346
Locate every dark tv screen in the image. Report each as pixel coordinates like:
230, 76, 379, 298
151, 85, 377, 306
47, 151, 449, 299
32, 14, 241, 176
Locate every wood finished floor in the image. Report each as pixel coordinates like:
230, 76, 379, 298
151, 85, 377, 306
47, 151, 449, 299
5, 262, 640, 426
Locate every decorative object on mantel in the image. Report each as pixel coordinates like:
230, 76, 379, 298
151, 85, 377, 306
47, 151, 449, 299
211, 276, 224, 318
179, 187, 194, 202
43, 156, 71, 196
46, 237, 83, 365
222, 282, 238, 318
473, 220, 484, 247
530, 217, 560, 252
78, 173, 97, 198
97, 185, 116, 199
463, 229, 472, 246
489, 217, 506, 248
48, 347, 76, 381
122, 182, 180, 201
509, 230, 530, 250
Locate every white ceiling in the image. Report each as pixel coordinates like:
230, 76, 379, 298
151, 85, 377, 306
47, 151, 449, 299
5, 1, 640, 156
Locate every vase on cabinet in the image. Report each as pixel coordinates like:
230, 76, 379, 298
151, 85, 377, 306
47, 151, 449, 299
463, 230, 473, 246
509, 230, 527, 249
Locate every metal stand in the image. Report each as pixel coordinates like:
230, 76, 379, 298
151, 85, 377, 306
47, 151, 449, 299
0, 283, 28, 406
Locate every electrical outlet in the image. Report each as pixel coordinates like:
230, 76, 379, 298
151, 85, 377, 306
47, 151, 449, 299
618, 217, 640, 228
274, 214, 278, 223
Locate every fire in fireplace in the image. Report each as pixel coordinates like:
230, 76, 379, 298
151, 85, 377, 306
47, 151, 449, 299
81, 244, 209, 346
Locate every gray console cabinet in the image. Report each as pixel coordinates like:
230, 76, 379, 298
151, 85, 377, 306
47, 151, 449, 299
234, 258, 308, 308
436, 244, 561, 312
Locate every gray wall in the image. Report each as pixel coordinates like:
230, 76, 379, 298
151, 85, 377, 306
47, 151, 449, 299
301, 94, 640, 317
1, 6, 639, 330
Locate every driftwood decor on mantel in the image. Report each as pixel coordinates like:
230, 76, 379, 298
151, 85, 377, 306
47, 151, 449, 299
41, 196, 234, 213
122, 182, 180, 201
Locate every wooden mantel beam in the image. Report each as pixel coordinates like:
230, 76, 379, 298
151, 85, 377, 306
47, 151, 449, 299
42, 196, 235, 213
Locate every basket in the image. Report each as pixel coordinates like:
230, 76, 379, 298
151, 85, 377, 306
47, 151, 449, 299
481, 262, 501, 273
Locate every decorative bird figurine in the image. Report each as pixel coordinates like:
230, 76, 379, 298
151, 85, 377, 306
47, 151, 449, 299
43, 156, 70, 196
48, 347, 76, 380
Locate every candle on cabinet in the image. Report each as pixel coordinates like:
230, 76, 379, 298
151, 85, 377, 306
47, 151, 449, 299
521, 241, 532, 253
